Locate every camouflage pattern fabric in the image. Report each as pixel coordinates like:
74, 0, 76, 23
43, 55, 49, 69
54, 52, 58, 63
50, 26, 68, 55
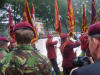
0, 45, 51, 75
0, 48, 8, 60
0, 48, 9, 75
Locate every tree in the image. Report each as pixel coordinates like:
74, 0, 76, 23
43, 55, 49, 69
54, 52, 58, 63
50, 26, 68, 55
0, 0, 7, 9
0, 0, 100, 34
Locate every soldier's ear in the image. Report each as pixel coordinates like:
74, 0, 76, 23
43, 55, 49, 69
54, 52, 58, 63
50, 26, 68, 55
93, 38, 99, 48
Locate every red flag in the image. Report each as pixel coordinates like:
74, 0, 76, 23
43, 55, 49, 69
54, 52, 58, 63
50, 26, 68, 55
23, 0, 33, 25
67, 0, 76, 38
23, 0, 38, 44
8, 7, 15, 40
91, 0, 98, 24
55, 0, 62, 35
31, 3, 35, 23
31, 3, 38, 36
82, 4, 88, 34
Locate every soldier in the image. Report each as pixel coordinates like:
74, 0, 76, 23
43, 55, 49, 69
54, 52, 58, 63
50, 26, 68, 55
72, 22, 100, 75
60, 33, 67, 54
61, 34, 80, 75
79, 34, 91, 57
8, 39, 17, 51
0, 37, 9, 59
1, 22, 51, 75
46, 35, 61, 75
0, 37, 9, 75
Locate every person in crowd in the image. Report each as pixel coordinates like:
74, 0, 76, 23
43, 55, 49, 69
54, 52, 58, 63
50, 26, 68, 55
0, 22, 51, 75
0, 37, 9, 59
0, 37, 9, 75
79, 34, 91, 57
70, 56, 93, 75
60, 33, 67, 54
61, 33, 80, 75
46, 34, 61, 75
72, 22, 100, 75
8, 39, 17, 51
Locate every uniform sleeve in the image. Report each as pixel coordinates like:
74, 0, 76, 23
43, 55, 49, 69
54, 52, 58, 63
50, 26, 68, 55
70, 41, 80, 48
0, 52, 13, 75
71, 69, 79, 75
48, 41, 58, 45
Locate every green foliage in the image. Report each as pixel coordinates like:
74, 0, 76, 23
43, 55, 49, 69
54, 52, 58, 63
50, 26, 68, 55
0, 0, 100, 33
0, 0, 7, 9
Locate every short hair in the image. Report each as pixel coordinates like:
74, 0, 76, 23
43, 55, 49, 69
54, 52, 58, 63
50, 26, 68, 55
0, 40, 8, 48
15, 29, 33, 44
69, 32, 73, 37
90, 34, 100, 41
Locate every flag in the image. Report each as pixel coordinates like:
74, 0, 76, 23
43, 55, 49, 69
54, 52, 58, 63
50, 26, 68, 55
23, 0, 33, 24
31, 3, 36, 26
31, 3, 39, 36
82, 4, 88, 34
91, 0, 98, 24
23, 0, 38, 44
8, 7, 15, 40
67, 0, 76, 38
55, 0, 62, 35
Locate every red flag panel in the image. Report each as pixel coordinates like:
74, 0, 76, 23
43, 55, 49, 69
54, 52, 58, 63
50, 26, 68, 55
55, 0, 62, 35
23, 0, 38, 43
91, 0, 98, 24
8, 7, 15, 40
67, 0, 76, 37
82, 4, 88, 34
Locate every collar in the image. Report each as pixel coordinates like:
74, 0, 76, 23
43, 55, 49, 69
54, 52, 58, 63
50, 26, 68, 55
12, 44, 34, 51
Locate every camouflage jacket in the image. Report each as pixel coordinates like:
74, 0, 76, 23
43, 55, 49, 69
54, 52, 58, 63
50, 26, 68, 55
0, 45, 51, 75
0, 48, 8, 60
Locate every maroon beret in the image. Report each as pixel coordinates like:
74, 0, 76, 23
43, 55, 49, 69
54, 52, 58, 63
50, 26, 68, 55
0, 37, 8, 42
60, 33, 67, 39
88, 22, 100, 36
47, 35, 53, 38
14, 22, 34, 31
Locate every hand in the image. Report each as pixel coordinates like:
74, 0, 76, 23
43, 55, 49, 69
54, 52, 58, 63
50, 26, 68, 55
70, 37, 76, 43
89, 57, 94, 64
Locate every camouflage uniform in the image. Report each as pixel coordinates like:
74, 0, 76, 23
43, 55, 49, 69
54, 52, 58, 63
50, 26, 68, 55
0, 48, 8, 59
0, 48, 9, 75
0, 45, 51, 75
0, 37, 9, 74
